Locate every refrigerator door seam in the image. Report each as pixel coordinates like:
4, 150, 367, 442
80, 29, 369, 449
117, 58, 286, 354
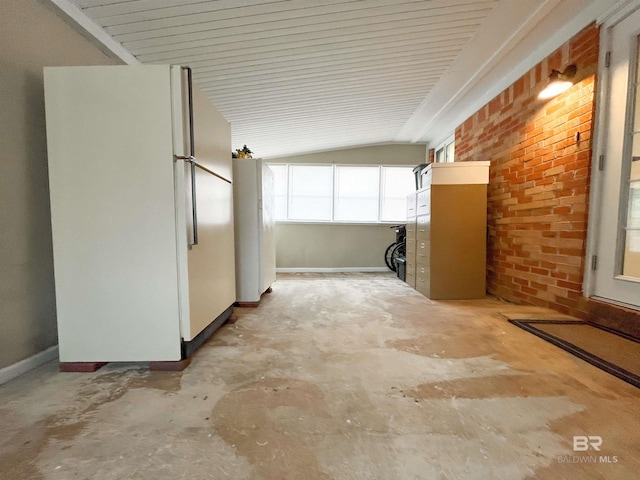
171, 65, 192, 341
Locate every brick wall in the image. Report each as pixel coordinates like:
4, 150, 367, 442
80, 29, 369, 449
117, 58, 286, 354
455, 24, 599, 317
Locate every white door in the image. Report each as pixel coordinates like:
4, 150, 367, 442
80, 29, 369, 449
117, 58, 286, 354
592, 6, 640, 309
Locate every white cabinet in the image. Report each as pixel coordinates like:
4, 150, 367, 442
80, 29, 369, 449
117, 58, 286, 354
233, 159, 276, 305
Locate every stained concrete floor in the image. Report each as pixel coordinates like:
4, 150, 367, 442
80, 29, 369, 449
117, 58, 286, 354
1, 272, 639, 479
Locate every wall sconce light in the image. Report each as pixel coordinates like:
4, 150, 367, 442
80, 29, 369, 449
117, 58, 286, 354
538, 64, 577, 99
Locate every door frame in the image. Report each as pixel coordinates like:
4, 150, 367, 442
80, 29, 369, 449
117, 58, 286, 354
584, 0, 640, 306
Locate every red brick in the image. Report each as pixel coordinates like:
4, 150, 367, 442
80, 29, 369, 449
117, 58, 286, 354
454, 23, 598, 317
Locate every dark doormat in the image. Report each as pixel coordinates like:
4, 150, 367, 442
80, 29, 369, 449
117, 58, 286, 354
508, 320, 640, 389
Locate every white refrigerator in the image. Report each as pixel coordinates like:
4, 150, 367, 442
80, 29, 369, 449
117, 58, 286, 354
233, 159, 276, 305
44, 65, 236, 366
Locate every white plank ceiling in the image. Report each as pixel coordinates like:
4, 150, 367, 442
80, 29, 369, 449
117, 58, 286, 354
60, 0, 600, 158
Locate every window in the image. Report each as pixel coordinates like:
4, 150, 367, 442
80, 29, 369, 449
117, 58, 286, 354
269, 164, 414, 223
435, 135, 455, 163
334, 166, 379, 222
380, 166, 415, 222
446, 140, 455, 162
270, 164, 288, 220
288, 165, 333, 221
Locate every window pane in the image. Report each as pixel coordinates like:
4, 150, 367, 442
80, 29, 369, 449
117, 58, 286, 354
288, 165, 333, 220
269, 164, 288, 220
621, 35, 640, 278
634, 81, 640, 131
446, 141, 455, 162
627, 180, 640, 229
636, 43, 640, 131
334, 166, 379, 222
380, 166, 415, 222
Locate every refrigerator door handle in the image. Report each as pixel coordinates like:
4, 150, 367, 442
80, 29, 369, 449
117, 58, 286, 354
176, 66, 198, 247
173, 155, 198, 247
188, 158, 198, 247
182, 66, 196, 162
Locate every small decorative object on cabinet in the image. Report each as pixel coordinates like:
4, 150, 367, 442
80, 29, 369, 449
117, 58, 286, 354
405, 161, 490, 299
233, 158, 277, 307
232, 145, 253, 158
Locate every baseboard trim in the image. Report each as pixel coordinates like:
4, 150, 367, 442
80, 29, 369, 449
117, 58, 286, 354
276, 267, 390, 273
0, 345, 59, 386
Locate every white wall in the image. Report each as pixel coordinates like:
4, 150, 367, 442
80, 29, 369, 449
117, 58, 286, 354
0, 0, 121, 369
269, 144, 426, 270
275, 223, 396, 270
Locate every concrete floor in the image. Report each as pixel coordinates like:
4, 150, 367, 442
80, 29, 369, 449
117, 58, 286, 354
1, 273, 638, 479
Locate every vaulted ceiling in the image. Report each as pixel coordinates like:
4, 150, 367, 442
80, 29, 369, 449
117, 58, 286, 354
55, 0, 609, 157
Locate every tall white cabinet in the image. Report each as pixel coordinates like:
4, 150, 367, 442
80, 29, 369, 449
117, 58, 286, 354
233, 159, 277, 306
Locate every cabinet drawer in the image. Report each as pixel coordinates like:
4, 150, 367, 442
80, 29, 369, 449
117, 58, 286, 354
415, 240, 430, 264
406, 193, 417, 217
421, 168, 433, 187
405, 239, 416, 255
416, 275, 429, 297
405, 269, 416, 288
415, 262, 430, 296
416, 229, 430, 242
416, 188, 429, 206
406, 220, 416, 238
406, 258, 415, 280
415, 253, 430, 266
416, 215, 430, 239
416, 188, 431, 215
417, 213, 429, 229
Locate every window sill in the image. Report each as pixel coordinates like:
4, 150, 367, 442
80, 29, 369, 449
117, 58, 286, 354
275, 221, 403, 226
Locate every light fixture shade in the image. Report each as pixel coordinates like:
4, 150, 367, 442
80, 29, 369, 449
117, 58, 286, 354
538, 64, 577, 99
538, 80, 574, 99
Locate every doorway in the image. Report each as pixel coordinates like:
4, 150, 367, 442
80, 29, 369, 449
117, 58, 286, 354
590, 5, 640, 309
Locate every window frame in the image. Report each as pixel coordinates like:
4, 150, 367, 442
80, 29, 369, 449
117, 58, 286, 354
268, 163, 415, 225
286, 163, 334, 222
333, 164, 381, 223
434, 134, 455, 163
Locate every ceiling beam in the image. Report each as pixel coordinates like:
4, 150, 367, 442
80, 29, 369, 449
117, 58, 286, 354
47, 0, 140, 65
